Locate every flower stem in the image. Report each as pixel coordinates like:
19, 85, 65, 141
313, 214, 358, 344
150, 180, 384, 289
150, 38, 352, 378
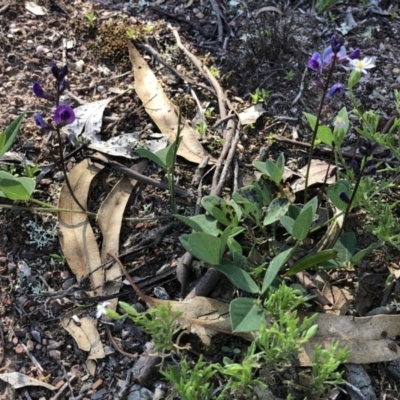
304, 54, 337, 202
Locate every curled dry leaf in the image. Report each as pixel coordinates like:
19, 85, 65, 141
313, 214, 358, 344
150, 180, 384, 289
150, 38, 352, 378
58, 159, 104, 295
97, 160, 148, 310
0, 372, 56, 390
299, 311, 400, 366
61, 316, 105, 375
127, 41, 214, 164
291, 159, 336, 193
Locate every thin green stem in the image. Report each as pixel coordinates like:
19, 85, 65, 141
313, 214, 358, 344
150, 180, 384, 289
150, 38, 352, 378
338, 160, 367, 237
0, 204, 96, 216
169, 110, 183, 215
304, 54, 337, 202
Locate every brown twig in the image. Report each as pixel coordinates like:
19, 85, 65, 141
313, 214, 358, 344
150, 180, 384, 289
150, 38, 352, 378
91, 156, 191, 197
106, 325, 138, 360
295, 272, 332, 307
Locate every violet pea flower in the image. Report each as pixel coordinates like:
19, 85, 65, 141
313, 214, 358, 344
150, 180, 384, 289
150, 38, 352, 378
34, 113, 52, 131
51, 62, 68, 82
348, 48, 361, 60
339, 192, 351, 204
32, 82, 54, 101
53, 104, 75, 126
308, 52, 323, 74
327, 82, 345, 97
330, 34, 345, 54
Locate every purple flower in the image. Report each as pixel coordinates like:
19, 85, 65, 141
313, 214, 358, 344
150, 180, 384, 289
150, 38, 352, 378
348, 48, 361, 60
329, 166, 337, 178
350, 160, 360, 174
327, 82, 345, 97
365, 166, 377, 176
330, 34, 345, 54
53, 104, 75, 126
51, 62, 68, 82
322, 45, 347, 67
308, 52, 323, 74
34, 113, 52, 130
339, 192, 351, 204
32, 82, 54, 101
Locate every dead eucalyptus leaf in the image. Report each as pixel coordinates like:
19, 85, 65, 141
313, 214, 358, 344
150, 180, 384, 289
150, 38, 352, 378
58, 159, 104, 295
255, 6, 283, 16
291, 160, 336, 192
299, 312, 400, 366
160, 296, 253, 344
97, 160, 148, 310
0, 372, 55, 390
127, 41, 212, 164
61, 316, 105, 375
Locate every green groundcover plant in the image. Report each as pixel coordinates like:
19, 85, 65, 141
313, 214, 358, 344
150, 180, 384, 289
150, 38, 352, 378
108, 33, 400, 398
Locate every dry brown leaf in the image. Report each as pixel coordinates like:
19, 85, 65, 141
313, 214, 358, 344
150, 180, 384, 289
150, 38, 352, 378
58, 159, 104, 296
299, 312, 400, 366
148, 296, 253, 345
61, 316, 105, 375
291, 160, 336, 193
0, 372, 56, 390
127, 41, 213, 164
97, 160, 148, 310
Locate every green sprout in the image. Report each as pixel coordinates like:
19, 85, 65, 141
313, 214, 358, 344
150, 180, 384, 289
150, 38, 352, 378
196, 121, 207, 139
250, 88, 270, 104
126, 28, 136, 39
210, 66, 220, 78
204, 107, 214, 119
145, 23, 154, 33
285, 70, 295, 82
86, 11, 96, 23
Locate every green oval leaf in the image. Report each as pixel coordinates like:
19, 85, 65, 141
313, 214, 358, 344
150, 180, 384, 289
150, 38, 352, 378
0, 113, 25, 158
286, 249, 338, 276
230, 297, 264, 333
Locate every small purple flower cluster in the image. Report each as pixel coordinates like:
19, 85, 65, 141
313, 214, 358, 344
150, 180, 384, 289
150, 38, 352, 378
33, 62, 75, 129
307, 34, 360, 97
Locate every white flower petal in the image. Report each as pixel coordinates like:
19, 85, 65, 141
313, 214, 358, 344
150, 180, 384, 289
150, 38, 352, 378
349, 57, 376, 74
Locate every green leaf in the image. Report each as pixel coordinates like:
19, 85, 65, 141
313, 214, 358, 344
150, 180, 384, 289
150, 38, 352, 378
201, 195, 239, 227
253, 159, 283, 184
304, 112, 333, 146
0, 113, 25, 158
263, 197, 290, 226
286, 250, 338, 276
230, 297, 264, 332
119, 301, 139, 316
214, 262, 259, 293
257, 179, 273, 206
174, 214, 203, 232
292, 206, 314, 240
276, 152, 285, 173
220, 226, 234, 261
326, 180, 352, 211
317, 125, 334, 146
335, 232, 356, 263
135, 147, 166, 168
262, 247, 294, 293
174, 214, 219, 235
179, 232, 224, 265
0, 171, 35, 200
304, 196, 318, 217
351, 240, 383, 264
279, 216, 294, 236
227, 237, 242, 255
348, 70, 362, 89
